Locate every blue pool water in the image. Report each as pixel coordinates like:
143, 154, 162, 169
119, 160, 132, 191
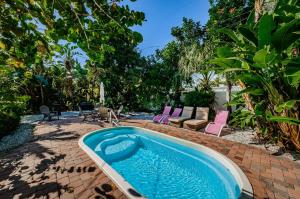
84, 127, 241, 199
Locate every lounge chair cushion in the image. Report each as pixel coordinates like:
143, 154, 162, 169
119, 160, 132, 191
184, 119, 207, 126
195, 107, 209, 120
169, 117, 190, 123
181, 106, 194, 118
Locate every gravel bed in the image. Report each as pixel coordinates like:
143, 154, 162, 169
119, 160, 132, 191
223, 129, 300, 163
21, 114, 44, 124
0, 123, 34, 152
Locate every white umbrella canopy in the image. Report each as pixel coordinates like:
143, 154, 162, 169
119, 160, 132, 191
100, 82, 105, 105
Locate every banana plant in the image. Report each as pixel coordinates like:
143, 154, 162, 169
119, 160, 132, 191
211, 0, 300, 150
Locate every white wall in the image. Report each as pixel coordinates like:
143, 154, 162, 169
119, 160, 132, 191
213, 86, 241, 111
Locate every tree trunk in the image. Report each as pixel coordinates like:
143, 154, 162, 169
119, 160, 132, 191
91, 79, 95, 100
255, 0, 263, 22
40, 84, 44, 105
277, 110, 300, 151
255, 0, 277, 22
238, 80, 266, 137
238, 80, 254, 111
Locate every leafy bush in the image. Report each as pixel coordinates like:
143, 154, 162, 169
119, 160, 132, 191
229, 108, 256, 130
211, 1, 300, 150
0, 111, 20, 139
183, 90, 215, 107
0, 96, 29, 139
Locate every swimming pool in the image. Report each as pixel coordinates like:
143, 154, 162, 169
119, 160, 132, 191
79, 126, 252, 199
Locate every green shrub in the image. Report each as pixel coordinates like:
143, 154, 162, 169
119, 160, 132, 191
229, 108, 256, 130
0, 96, 30, 139
0, 111, 20, 139
183, 90, 215, 108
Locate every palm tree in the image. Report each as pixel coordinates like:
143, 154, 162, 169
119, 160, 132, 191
60, 44, 80, 109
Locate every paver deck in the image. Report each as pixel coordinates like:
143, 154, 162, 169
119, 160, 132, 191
0, 118, 299, 199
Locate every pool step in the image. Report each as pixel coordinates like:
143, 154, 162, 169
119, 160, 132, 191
95, 135, 139, 162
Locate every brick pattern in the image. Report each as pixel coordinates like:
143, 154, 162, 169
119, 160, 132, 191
0, 118, 299, 199
0, 118, 124, 199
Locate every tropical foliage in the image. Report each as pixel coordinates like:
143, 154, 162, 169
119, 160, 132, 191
0, 0, 146, 135
0, 63, 29, 137
211, 0, 300, 150
1, 0, 299, 152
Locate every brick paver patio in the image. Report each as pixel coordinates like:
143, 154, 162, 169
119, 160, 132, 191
0, 118, 300, 199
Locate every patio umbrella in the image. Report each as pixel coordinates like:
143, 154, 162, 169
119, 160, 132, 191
100, 82, 105, 105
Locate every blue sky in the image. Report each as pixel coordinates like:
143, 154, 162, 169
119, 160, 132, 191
60, 0, 210, 64
123, 0, 210, 56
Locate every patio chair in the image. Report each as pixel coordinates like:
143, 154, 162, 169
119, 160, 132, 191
160, 107, 182, 124
204, 110, 229, 137
39, 105, 59, 121
79, 102, 96, 121
169, 106, 194, 128
153, 106, 172, 123
183, 107, 209, 131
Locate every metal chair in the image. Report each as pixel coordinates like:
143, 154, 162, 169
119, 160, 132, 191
39, 105, 59, 121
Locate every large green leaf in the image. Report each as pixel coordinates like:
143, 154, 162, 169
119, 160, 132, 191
209, 58, 237, 69
238, 87, 264, 96
267, 115, 300, 125
253, 49, 268, 67
258, 14, 275, 49
238, 26, 257, 47
285, 67, 300, 88
223, 68, 246, 73
216, 46, 234, 58
272, 18, 300, 52
241, 61, 250, 70
283, 57, 300, 87
275, 100, 300, 113
219, 28, 242, 45
235, 73, 262, 84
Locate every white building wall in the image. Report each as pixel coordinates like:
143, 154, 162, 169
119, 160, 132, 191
213, 85, 241, 111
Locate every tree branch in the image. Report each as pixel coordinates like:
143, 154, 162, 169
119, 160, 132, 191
69, 3, 90, 49
92, 0, 123, 29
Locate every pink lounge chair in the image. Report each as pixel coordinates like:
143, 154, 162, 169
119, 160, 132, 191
161, 108, 182, 125
153, 106, 172, 123
204, 110, 229, 137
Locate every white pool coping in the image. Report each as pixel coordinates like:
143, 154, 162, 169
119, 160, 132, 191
78, 126, 253, 199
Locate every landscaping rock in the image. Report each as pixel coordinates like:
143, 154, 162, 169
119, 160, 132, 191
0, 123, 34, 152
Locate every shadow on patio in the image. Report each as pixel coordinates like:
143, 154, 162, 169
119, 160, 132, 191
0, 121, 104, 198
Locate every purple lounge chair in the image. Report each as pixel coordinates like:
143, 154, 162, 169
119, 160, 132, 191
153, 106, 172, 123
161, 108, 182, 125
204, 110, 229, 137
